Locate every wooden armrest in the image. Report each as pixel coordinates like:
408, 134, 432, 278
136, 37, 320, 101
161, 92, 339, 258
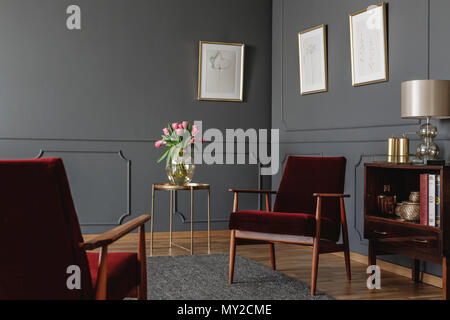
313, 193, 350, 198
228, 188, 277, 194
230, 189, 276, 213
81, 214, 151, 250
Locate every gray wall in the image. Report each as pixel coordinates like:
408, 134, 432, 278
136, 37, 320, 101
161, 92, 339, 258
5, 0, 448, 278
272, 0, 450, 276
0, 0, 272, 233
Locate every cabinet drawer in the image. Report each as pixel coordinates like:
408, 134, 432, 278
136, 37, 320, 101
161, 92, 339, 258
374, 237, 441, 262
365, 217, 440, 240
365, 217, 441, 260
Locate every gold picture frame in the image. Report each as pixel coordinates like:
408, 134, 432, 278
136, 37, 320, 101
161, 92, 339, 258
197, 41, 245, 102
349, 2, 388, 87
298, 24, 328, 95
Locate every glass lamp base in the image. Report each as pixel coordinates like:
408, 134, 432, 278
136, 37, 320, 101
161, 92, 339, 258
415, 121, 440, 160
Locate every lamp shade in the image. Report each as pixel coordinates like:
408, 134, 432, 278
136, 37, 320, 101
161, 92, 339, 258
401, 80, 450, 119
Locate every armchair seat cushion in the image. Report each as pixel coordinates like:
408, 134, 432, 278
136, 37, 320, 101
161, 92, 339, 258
229, 210, 340, 242
87, 252, 139, 300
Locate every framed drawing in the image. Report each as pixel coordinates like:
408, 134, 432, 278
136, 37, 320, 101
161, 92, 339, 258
298, 24, 328, 95
198, 41, 245, 101
349, 2, 388, 86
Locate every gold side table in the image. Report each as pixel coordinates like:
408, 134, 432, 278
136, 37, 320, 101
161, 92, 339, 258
150, 183, 210, 255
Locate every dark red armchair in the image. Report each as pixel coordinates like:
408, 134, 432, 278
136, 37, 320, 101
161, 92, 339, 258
228, 156, 351, 295
0, 158, 150, 300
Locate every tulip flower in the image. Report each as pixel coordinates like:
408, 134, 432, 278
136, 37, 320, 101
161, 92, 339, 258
155, 140, 164, 148
192, 125, 199, 136
155, 121, 200, 167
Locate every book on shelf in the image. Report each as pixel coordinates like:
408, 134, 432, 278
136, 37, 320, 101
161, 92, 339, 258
429, 174, 436, 227
419, 173, 441, 227
420, 174, 429, 226
436, 175, 441, 228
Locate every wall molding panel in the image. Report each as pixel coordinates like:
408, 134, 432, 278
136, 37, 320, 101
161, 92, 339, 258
352, 153, 388, 244
35, 149, 132, 227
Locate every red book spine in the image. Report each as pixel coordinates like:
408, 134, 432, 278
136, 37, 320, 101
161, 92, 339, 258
420, 174, 429, 226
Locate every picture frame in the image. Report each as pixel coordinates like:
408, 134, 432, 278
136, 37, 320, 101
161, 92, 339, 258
197, 41, 245, 101
349, 2, 388, 87
298, 24, 328, 95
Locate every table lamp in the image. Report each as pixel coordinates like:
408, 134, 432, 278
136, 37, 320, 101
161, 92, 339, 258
401, 79, 450, 163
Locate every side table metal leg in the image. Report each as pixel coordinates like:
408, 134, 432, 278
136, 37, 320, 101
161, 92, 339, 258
207, 188, 211, 254
169, 190, 173, 248
190, 187, 194, 255
150, 185, 155, 256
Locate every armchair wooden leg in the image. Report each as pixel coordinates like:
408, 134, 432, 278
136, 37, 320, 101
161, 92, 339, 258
137, 225, 147, 300
95, 246, 108, 300
311, 196, 322, 296
311, 239, 320, 296
229, 230, 236, 284
340, 198, 351, 281
343, 243, 351, 281
269, 243, 276, 270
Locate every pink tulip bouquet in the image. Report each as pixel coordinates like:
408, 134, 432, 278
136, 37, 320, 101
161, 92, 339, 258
155, 121, 200, 168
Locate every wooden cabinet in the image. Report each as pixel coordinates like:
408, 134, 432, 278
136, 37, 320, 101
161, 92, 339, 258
364, 163, 450, 299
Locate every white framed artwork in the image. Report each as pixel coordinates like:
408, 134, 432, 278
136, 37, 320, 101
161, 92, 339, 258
198, 41, 244, 101
298, 24, 328, 95
349, 2, 388, 86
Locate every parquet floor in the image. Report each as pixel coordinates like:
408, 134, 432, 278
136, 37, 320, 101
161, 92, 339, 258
83, 230, 443, 300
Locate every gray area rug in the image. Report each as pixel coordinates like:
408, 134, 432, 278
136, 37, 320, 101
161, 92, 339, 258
146, 254, 333, 300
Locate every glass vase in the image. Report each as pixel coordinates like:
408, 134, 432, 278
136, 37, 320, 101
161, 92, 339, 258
166, 152, 195, 186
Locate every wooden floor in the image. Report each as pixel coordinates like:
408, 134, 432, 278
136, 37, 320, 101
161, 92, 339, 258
84, 230, 443, 300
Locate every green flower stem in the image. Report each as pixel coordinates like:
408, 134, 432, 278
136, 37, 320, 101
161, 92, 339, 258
172, 163, 189, 177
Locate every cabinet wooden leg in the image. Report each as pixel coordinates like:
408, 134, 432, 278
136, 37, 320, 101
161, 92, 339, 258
368, 240, 376, 267
412, 259, 421, 283
443, 257, 450, 300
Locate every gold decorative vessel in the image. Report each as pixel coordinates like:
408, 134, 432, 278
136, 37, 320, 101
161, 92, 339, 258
397, 201, 420, 221
395, 191, 420, 221
409, 191, 420, 203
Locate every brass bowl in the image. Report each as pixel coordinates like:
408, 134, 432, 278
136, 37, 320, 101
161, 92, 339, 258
409, 191, 420, 203
398, 201, 420, 221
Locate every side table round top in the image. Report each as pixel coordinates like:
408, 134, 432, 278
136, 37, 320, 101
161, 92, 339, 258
153, 183, 210, 191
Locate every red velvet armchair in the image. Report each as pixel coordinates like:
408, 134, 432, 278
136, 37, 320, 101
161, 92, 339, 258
0, 158, 150, 300
228, 156, 351, 295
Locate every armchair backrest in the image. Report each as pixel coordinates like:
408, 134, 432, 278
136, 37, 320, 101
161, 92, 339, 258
0, 158, 94, 299
273, 156, 346, 223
